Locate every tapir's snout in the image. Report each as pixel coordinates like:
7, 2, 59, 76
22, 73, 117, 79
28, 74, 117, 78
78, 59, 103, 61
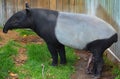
3, 29, 8, 33
3, 28, 8, 33
3, 25, 8, 33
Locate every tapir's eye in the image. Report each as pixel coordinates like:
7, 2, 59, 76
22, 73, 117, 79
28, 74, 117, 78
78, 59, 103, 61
12, 18, 18, 22
10, 17, 20, 24
13, 16, 22, 21
15, 16, 20, 20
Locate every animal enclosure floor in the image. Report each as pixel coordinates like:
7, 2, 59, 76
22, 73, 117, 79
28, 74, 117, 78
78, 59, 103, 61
71, 50, 115, 79
0, 29, 115, 79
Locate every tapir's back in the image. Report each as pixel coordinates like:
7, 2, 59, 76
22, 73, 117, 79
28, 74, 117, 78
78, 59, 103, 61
55, 12, 116, 49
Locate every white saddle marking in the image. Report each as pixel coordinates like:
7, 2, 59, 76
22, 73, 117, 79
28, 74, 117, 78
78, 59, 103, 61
55, 12, 116, 49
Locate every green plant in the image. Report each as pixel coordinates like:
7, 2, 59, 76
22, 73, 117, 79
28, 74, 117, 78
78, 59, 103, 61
113, 66, 120, 79
104, 55, 120, 79
0, 26, 3, 29
0, 41, 18, 79
16, 29, 36, 36
15, 43, 77, 79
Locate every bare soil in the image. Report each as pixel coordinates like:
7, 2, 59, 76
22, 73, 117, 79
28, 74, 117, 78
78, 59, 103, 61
0, 30, 19, 46
14, 48, 27, 66
0, 29, 115, 79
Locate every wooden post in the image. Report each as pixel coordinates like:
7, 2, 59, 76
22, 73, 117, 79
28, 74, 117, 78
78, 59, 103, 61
13, 0, 16, 13
56, 0, 63, 11
62, 0, 69, 12
50, 0, 56, 10
37, 0, 42, 8
43, 0, 50, 9
70, 0, 75, 12
3, 0, 7, 20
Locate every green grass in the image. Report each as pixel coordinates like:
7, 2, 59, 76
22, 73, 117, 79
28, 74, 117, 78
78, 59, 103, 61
113, 67, 120, 79
15, 43, 77, 79
0, 40, 77, 79
0, 41, 19, 79
104, 56, 120, 79
15, 29, 36, 36
0, 26, 3, 29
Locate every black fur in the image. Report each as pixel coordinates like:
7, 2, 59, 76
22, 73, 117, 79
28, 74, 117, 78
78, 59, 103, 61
3, 8, 67, 66
85, 33, 118, 77
28, 9, 67, 65
3, 10, 33, 33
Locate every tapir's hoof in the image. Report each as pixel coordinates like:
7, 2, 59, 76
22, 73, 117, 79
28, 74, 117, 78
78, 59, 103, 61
60, 61, 67, 65
86, 68, 93, 74
86, 70, 92, 74
94, 76, 100, 79
91, 75, 101, 79
51, 63, 58, 66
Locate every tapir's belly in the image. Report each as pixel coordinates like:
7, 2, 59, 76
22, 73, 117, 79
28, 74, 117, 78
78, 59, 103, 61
55, 12, 116, 49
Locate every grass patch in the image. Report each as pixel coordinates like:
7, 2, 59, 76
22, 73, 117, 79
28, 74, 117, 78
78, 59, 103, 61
15, 29, 36, 36
0, 41, 19, 79
0, 26, 3, 29
113, 67, 120, 79
104, 56, 120, 79
15, 43, 77, 79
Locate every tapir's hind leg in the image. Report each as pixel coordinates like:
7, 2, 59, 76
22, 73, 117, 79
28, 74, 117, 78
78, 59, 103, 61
87, 34, 117, 78
86, 53, 94, 74
86, 39, 108, 78
47, 44, 58, 66
92, 48, 104, 78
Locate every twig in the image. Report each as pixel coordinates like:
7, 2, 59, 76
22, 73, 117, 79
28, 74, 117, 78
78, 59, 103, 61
41, 64, 45, 79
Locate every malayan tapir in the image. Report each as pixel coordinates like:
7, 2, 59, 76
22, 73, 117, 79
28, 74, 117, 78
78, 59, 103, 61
3, 3, 117, 78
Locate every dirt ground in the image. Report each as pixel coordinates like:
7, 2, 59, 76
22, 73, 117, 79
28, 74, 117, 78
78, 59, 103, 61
0, 29, 115, 79
71, 50, 115, 79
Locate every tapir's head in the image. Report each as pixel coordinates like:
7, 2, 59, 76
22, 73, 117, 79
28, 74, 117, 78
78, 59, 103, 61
3, 3, 32, 33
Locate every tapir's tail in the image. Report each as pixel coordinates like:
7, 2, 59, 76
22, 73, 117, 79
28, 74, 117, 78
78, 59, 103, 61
106, 33, 118, 48
109, 33, 118, 43
84, 33, 118, 51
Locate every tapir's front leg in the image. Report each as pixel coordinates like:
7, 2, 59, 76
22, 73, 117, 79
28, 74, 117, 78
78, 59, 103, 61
47, 44, 58, 66
57, 45, 67, 65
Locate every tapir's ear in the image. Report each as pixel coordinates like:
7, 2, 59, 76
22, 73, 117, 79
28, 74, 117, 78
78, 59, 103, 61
25, 2, 30, 9
26, 8, 31, 16
25, 2, 31, 16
